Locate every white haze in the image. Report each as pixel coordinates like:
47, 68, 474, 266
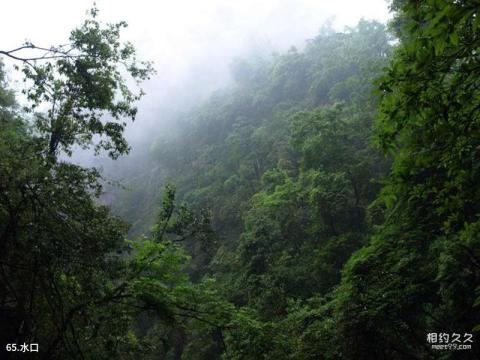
1, 0, 391, 160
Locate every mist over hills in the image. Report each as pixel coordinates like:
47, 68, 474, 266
1, 1, 479, 359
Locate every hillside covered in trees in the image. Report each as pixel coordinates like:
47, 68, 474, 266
1, 1, 480, 359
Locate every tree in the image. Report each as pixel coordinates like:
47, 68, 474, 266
0, 5, 153, 160
318, 1, 480, 358
0, 7, 157, 358
101, 20, 392, 358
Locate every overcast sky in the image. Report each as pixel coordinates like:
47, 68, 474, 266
0, 0, 391, 142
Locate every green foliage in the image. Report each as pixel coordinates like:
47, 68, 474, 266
7, 6, 154, 160
0, 10, 229, 358
308, 1, 480, 358
0, 9, 158, 354
110, 19, 392, 358
4, 2, 480, 358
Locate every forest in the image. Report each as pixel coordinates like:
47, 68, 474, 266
1, 0, 479, 359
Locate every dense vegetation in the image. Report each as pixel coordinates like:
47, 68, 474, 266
1, 1, 479, 359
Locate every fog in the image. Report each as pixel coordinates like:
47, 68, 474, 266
1, 0, 390, 165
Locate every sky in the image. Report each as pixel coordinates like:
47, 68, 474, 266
0, 0, 391, 143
